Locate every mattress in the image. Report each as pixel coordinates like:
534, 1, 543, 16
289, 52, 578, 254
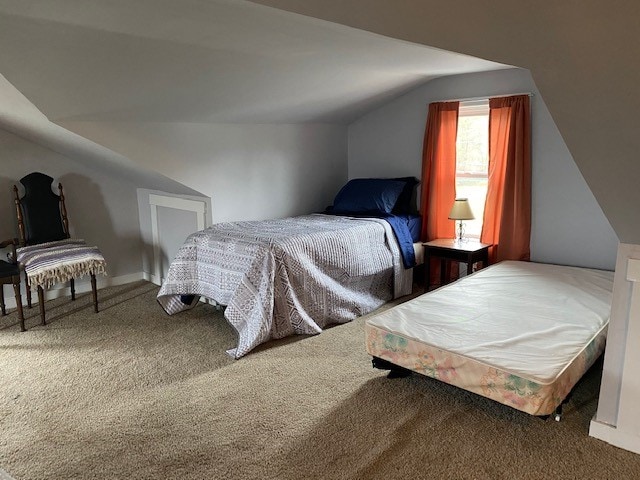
365, 261, 614, 415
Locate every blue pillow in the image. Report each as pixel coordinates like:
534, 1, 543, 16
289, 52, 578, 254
332, 178, 406, 214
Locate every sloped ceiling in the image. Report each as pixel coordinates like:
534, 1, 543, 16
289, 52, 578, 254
4, 1, 636, 245
0, 73, 200, 195
0, 0, 512, 214
0, 0, 507, 125
249, 0, 640, 244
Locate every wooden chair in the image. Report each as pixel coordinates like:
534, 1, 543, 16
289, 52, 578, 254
13, 172, 106, 325
0, 238, 25, 331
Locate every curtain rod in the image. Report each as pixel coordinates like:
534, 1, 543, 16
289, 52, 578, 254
439, 92, 534, 103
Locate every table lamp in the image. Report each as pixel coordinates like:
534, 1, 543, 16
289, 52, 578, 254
448, 198, 475, 242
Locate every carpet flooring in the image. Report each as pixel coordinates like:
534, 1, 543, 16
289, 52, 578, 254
0, 281, 639, 480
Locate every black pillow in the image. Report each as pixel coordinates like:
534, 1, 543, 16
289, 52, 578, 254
392, 176, 420, 214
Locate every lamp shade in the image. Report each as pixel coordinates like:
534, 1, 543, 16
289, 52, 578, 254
448, 198, 475, 220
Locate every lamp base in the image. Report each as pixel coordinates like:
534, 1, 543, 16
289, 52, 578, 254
455, 220, 467, 242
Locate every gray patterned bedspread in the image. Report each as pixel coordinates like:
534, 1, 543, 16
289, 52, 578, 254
157, 214, 412, 358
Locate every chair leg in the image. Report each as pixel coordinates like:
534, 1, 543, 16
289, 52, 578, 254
26, 277, 32, 308
13, 280, 25, 332
0, 285, 5, 316
37, 285, 45, 325
91, 273, 98, 313
70, 278, 76, 301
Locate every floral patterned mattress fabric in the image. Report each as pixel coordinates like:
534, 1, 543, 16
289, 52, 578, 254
365, 261, 614, 416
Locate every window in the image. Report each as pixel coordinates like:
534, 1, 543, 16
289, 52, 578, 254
455, 100, 489, 238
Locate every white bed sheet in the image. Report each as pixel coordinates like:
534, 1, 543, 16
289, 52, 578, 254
366, 261, 614, 384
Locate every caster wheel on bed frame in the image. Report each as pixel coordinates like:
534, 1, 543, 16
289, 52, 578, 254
553, 403, 564, 422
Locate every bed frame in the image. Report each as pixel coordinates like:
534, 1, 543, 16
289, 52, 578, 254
365, 261, 614, 420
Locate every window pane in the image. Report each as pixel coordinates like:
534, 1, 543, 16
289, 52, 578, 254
456, 113, 488, 239
455, 177, 487, 238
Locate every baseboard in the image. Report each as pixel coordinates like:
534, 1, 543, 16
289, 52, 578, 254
589, 418, 640, 455
1, 272, 148, 309
142, 271, 162, 286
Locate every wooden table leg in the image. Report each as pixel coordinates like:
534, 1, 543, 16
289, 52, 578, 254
0, 285, 5, 316
26, 277, 32, 308
424, 253, 431, 291
91, 273, 98, 313
37, 286, 45, 325
13, 281, 25, 332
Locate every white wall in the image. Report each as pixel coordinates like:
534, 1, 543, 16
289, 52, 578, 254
0, 128, 144, 291
60, 121, 348, 223
348, 68, 619, 270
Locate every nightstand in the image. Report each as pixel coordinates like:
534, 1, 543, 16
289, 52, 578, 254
423, 238, 491, 290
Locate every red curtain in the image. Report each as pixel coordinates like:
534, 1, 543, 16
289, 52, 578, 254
420, 101, 459, 287
420, 101, 459, 241
481, 95, 531, 263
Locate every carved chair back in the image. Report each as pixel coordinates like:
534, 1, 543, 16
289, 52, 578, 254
13, 172, 70, 247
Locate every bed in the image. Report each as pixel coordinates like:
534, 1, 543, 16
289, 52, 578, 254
365, 261, 614, 417
158, 177, 422, 358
